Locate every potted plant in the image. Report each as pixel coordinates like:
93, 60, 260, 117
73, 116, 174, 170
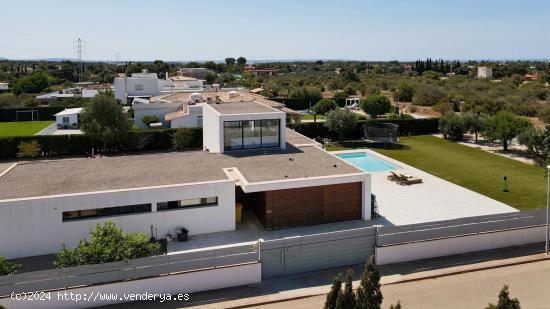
176, 227, 189, 241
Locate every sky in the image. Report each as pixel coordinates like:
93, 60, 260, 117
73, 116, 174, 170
0, 0, 549, 61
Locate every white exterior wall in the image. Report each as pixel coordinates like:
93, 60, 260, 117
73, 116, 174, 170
0, 180, 236, 259
375, 225, 546, 265
202, 104, 287, 154
0, 83, 9, 90
0, 263, 261, 309
202, 103, 221, 152
55, 113, 79, 128
133, 103, 180, 129
170, 105, 203, 128
114, 78, 127, 102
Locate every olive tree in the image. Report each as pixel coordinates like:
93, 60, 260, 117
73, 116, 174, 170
484, 112, 532, 151
324, 109, 357, 141
361, 94, 391, 119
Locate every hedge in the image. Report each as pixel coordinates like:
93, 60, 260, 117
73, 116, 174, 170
270, 97, 347, 110
291, 118, 440, 140
0, 128, 203, 159
0, 107, 77, 122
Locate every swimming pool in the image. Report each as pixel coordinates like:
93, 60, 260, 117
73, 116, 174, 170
336, 152, 399, 172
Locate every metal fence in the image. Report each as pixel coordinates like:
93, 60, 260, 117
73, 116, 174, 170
261, 227, 376, 278
377, 209, 547, 247
0, 242, 259, 297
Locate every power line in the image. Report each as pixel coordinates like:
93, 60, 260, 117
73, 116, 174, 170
73, 38, 86, 82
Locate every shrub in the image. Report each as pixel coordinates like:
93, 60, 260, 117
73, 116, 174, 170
356, 256, 383, 309
54, 221, 160, 268
172, 128, 195, 151
142, 115, 160, 127
393, 81, 415, 102
314, 99, 338, 115
413, 84, 445, 106
361, 94, 391, 119
439, 114, 464, 140
324, 273, 342, 309
17, 140, 41, 158
486, 285, 521, 309
0, 256, 21, 276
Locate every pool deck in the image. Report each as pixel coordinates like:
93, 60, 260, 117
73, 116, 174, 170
332, 149, 518, 226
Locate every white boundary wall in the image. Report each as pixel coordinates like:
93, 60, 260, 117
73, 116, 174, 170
376, 226, 546, 265
0, 263, 261, 309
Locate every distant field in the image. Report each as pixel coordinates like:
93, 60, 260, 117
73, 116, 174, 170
0, 121, 54, 137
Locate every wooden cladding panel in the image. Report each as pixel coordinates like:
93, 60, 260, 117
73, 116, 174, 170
264, 182, 362, 230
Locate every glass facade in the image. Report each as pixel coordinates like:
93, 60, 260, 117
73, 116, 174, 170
224, 119, 280, 151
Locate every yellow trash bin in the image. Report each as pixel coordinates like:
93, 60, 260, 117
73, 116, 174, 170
235, 203, 243, 224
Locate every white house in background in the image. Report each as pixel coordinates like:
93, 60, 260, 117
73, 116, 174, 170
132, 89, 289, 130
114, 73, 204, 103
477, 67, 493, 79
36, 88, 99, 101
0, 82, 9, 90
54, 107, 83, 129
0, 100, 371, 259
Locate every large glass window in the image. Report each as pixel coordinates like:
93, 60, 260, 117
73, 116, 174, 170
157, 197, 218, 211
224, 121, 242, 150
261, 119, 280, 147
242, 120, 261, 149
223, 119, 280, 151
62, 204, 152, 222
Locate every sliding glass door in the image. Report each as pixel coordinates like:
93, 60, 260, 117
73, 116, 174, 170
224, 119, 280, 151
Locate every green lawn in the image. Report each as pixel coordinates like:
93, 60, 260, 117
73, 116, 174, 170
301, 114, 325, 121
329, 136, 547, 211
0, 121, 54, 137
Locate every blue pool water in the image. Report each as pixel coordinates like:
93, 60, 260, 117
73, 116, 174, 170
336, 152, 399, 172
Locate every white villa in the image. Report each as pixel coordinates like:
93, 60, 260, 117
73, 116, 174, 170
0, 99, 371, 260
114, 72, 204, 103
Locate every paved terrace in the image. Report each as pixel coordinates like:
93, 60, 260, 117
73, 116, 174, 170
335, 149, 518, 225
0, 130, 361, 200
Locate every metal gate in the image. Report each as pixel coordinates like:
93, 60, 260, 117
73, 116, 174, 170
260, 227, 376, 278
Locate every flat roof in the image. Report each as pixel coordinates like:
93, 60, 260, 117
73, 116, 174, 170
0, 129, 362, 200
208, 101, 281, 114
54, 107, 84, 116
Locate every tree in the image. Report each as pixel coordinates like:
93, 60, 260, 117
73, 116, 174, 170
393, 81, 415, 102
486, 285, 521, 309
461, 112, 486, 143
172, 128, 195, 151
484, 112, 532, 151
439, 114, 464, 141
314, 99, 338, 115
519, 126, 550, 166
17, 140, 41, 158
413, 84, 445, 106
225, 57, 236, 66
356, 255, 383, 309
12, 72, 50, 94
335, 269, 356, 309
80, 94, 131, 150
204, 72, 217, 85
237, 57, 247, 66
54, 221, 160, 268
141, 115, 160, 127
0, 256, 21, 276
324, 273, 342, 309
325, 109, 357, 141
361, 94, 391, 119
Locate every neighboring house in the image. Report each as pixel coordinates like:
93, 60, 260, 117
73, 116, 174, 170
0, 102, 371, 260
114, 72, 204, 103
36, 88, 99, 102
114, 73, 168, 103
244, 65, 279, 76
525, 73, 539, 81
477, 66, 493, 79
0, 82, 9, 90
132, 89, 298, 130
54, 107, 83, 129
179, 67, 211, 80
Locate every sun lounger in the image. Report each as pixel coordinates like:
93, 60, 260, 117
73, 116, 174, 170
387, 171, 408, 182
396, 177, 423, 186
